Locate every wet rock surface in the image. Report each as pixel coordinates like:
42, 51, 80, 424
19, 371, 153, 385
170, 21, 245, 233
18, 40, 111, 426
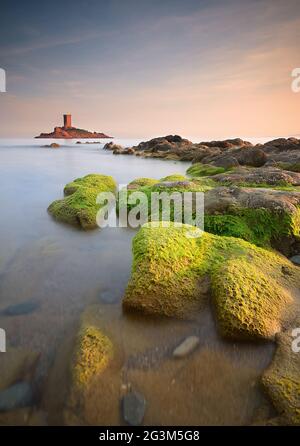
0, 382, 34, 412
1, 300, 40, 316
122, 391, 146, 426
106, 136, 300, 169
289, 255, 300, 265
262, 324, 300, 425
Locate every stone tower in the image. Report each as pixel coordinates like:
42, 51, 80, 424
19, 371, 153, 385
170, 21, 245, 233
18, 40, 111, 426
63, 114, 72, 129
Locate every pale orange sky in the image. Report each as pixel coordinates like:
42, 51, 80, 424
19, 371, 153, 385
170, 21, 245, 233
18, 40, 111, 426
0, 0, 299, 138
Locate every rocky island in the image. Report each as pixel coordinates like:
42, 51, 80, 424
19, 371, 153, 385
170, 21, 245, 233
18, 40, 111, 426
35, 114, 112, 139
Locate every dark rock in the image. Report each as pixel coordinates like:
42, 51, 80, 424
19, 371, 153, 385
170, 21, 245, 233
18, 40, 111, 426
237, 147, 267, 167
1, 300, 40, 317
122, 391, 146, 426
103, 142, 123, 151
213, 167, 300, 186
212, 156, 240, 169
0, 382, 34, 412
199, 138, 252, 149
289, 255, 300, 266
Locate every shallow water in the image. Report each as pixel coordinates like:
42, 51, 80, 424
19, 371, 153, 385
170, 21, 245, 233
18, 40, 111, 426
0, 138, 275, 425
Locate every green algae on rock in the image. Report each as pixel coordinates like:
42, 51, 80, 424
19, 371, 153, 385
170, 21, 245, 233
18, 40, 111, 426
48, 174, 116, 229
123, 223, 300, 340
187, 163, 229, 177
262, 327, 300, 425
204, 186, 300, 253
71, 325, 113, 390
117, 175, 214, 223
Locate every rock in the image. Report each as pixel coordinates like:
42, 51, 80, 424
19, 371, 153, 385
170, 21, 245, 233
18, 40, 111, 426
48, 174, 116, 229
237, 147, 267, 167
126, 178, 159, 190
107, 135, 300, 168
212, 166, 300, 186
199, 138, 252, 149
187, 163, 228, 177
42, 143, 60, 148
122, 391, 146, 426
289, 255, 300, 265
0, 382, 34, 412
103, 142, 123, 151
123, 222, 300, 340
212, 156, 240, 169
0, 348, 39, 391
1, 300, 40, 316
204, 186, 300, 251
36, 114, 112, 139
173, 336, 200, 358
262, 326, 300, 425
71, 325, 113, 390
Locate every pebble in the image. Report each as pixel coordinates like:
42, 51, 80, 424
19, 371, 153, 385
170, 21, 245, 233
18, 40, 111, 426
173, 336, 200, 358
289, 255, 300, 266
122, 391, 146, 426
0, 382, 34, 412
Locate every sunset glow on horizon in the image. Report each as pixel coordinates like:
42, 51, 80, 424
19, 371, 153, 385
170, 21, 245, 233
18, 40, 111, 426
0, 0, 299, 139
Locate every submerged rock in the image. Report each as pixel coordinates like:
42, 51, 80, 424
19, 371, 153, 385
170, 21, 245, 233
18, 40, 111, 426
48, 174, 116, 229
103, 142, 124, 151
123, 223, 300, 340
71, 325, 113, 390
173, 336, 200, 358
0, 382, 34, 412
42, 143, 60, 148
1, 300, 40, 316
122, 391, 146, 426
0, 348, 39, 391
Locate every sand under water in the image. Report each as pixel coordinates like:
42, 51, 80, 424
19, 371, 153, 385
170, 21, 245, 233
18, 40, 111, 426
0, 138, 276, 425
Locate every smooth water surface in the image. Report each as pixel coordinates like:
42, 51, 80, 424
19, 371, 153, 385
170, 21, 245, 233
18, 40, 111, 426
0, 138, 275, 425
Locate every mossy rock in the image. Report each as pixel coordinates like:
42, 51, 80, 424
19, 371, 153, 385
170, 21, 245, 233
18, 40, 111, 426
123, 223, 300, 340
204, 187, 300, 251
187, 163, 229, 177
159, 174, 187, 182
262, 327, 300, 425
71, 325, 113, 390
117, 175, 215, 222
127, 178, 159, 190
212, 167, 300, 188
48, 174, 116, 229
277, 162, 300, 173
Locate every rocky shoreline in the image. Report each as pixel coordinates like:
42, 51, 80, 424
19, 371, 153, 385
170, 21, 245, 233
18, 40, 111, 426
104, 135, 300, 169
42, 136, 300, 425
2, 135, 300, 426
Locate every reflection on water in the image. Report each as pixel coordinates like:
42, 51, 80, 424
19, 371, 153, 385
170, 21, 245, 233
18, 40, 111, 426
0, 139, 275, 425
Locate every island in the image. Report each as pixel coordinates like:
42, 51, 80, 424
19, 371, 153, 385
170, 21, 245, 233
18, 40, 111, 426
35, 114, 112, 139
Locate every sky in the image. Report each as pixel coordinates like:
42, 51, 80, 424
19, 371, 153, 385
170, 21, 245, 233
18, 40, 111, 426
0, 0, 299, 138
